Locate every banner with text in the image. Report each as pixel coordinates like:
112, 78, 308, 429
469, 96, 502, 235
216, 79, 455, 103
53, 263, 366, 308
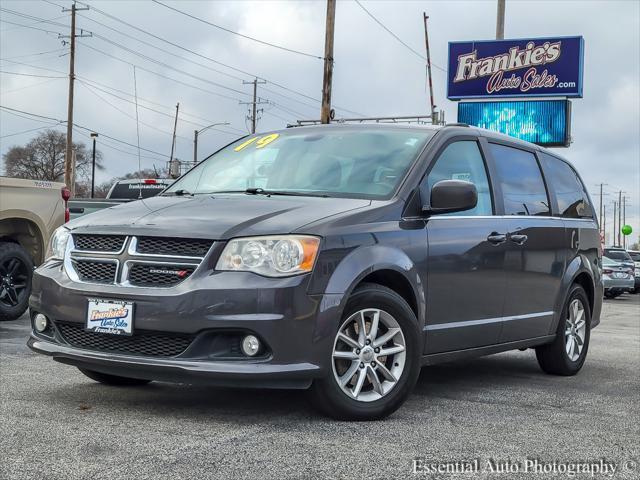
447, 36, 584, 99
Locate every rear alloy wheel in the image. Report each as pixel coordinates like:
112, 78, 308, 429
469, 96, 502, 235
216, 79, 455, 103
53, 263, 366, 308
0, 242, 33, 321
310, 283, 420, 420
536, 284, 590, 375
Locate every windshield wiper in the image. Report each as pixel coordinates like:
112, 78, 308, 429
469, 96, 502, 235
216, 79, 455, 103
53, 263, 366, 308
244, 187, 329, 198
163, 189, 192, 196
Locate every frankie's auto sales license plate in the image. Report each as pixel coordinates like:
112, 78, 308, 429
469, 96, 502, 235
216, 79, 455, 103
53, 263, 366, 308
86, 299, 134, 336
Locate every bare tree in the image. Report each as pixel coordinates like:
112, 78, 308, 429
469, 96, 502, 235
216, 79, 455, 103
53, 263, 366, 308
2, 130, 103, 183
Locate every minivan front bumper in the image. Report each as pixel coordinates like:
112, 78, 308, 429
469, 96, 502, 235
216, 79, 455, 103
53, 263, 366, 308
28, 263, 345, 388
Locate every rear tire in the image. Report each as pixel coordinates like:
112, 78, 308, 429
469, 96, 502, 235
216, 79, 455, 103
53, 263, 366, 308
309, 283, 421, 420
78, 368, 152, 386
0, 242, 33, 321
536, 284, 590, 376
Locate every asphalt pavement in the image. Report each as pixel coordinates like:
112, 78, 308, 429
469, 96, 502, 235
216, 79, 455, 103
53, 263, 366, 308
1, 295, 638, 479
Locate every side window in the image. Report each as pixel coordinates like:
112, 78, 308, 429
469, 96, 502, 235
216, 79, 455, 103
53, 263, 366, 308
424, 141, 492, 216
489, 143, 551, 216
539, 153, 594, 218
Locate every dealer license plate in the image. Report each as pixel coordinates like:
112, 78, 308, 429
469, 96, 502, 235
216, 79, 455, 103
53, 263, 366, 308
86, 299, 134, 336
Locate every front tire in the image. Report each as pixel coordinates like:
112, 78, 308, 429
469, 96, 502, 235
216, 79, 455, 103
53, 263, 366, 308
535, 284, 590, 376
78, 368, 152, 386
0, 242, 33, 321
310, 283, 421, 420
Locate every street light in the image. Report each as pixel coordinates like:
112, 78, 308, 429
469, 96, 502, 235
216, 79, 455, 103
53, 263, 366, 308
193, 122, 231, 163
90, 132, 98, 198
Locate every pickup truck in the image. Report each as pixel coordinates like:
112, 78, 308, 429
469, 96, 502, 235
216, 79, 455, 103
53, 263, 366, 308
0, 177, 68, 320
69, 178, 173, 220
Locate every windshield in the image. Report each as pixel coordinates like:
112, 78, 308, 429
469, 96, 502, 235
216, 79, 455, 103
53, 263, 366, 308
108, 181, 171, 199
604, 250, 632, 261
164, 128, 435, 199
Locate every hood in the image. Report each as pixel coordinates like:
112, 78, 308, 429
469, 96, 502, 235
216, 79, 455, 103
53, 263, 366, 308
67, 194, 370, 239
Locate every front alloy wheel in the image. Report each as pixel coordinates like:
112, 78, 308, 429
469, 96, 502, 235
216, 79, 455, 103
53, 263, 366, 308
332, 308, 406, 402
310, 283, 420, 420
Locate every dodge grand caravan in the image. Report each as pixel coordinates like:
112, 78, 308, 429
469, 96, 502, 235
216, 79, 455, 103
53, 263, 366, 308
29, 124, 603, 420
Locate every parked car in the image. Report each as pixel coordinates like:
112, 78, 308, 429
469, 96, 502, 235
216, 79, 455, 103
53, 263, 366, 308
68, 178, 173, 220
28, 124, 603, 420
0, 177, 68, 320
627, 250, 640, 293
602, 256, 634, 298
603, 247, 634, 270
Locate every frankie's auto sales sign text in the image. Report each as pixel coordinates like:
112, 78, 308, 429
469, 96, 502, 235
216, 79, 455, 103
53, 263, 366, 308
447, 36, 584, 99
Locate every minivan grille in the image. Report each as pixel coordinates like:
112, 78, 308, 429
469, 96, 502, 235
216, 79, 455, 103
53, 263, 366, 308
74, 234, 125, 252
72, 259, 117, 284
128, 264, 195, 287
136, 237, 213, 257
56, 321, 193, 357
66, 235, 211, 287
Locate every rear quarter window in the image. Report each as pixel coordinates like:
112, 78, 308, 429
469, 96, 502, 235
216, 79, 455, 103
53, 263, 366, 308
488, 143, 550, 216
539, 153, 594, 218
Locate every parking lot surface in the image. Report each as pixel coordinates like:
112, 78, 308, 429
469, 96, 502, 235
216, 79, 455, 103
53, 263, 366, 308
1, 295, 639, 479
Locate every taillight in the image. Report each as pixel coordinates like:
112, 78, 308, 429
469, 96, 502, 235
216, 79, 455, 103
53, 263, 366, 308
61, 186, 71, 223
602, 269, 613, 275
143, 179, 157, 184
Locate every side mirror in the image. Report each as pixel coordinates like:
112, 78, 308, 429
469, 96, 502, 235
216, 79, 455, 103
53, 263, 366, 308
423, 180, 478, 215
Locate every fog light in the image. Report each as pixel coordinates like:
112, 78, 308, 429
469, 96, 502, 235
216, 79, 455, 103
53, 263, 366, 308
241, 335, 261, 356
34, 313, 48, 332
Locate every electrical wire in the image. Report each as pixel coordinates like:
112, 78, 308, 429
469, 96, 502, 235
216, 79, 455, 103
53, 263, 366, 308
0, 124, 62, 139
353, 0, 447, 73
152, 0, 323, 61
0, 70, 65, 79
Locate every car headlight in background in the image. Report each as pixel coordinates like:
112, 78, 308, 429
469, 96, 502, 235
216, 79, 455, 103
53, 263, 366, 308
46, 227, 70, 260
216, 235, 320, 277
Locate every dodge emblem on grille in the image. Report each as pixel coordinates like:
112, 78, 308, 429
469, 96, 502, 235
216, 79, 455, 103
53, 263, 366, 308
149, 268, 189, 278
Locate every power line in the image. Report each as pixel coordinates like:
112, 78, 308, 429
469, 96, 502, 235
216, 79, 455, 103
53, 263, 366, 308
73, 0, 363, 116
0, 70, 66, 79
353, 0, 446, 73
0, 18, 62, 35
0, 124, 63, 139
152, 0, 323, 60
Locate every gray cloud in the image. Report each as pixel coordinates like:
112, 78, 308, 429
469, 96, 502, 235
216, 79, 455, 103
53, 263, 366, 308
1, 0, 638, 241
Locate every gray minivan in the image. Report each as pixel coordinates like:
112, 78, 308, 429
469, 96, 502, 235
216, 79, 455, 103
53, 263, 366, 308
29, 124, 603, 420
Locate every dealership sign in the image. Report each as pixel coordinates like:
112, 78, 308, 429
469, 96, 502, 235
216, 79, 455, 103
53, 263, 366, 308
448, 36, 584, 99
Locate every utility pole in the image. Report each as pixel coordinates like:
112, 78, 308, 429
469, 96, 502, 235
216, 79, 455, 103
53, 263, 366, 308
169, 102, 179, 164
423, 13, 437, 124
320, 0, 336, 124
241, 78, 267, 134
90, 132, 98, 198
595, 183, 608, 233
62, 2, 90, 191
602, 205, 607, 244
496, 0, 506, 39
617, 190, 624, 246
622, 196, 627, 248
612, 200, 617, 246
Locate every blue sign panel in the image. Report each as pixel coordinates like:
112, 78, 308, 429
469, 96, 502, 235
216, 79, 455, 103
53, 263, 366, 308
448, 36, 584, 99
458, 100, 571, 147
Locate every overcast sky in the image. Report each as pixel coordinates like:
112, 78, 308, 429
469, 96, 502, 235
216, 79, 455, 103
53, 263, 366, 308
1, 0, 638, 242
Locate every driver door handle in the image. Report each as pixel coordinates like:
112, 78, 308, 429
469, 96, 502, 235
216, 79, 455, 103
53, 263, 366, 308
487, 232, 507, 245
510, 234, 528, 245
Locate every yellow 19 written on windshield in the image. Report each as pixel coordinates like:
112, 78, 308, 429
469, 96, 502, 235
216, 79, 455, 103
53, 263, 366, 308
233, 133, 280, 152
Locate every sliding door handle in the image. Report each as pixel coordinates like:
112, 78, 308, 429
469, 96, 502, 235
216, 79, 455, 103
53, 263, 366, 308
510, 234, 528, 245
487, 232, 507, 245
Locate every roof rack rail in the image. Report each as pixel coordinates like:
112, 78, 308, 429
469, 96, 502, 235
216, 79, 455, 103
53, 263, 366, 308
444, 122, 469, 127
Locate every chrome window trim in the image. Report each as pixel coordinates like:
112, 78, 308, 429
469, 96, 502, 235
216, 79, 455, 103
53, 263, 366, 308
127, 236, 208, 261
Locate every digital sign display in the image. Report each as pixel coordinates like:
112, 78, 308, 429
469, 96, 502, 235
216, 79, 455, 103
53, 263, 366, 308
448, 36, 584, 99
457, 99, 571, 147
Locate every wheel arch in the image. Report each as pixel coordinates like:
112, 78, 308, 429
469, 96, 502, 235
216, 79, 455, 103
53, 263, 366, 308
549, 254, 597, 334
0, 216, 46, 265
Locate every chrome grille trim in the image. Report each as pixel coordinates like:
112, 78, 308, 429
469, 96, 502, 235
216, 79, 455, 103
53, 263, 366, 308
72, 234, 127, 254
64, 234, 212, 287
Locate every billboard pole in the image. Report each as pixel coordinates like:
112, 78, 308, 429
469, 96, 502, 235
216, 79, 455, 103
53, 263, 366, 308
496, 0, 506, 40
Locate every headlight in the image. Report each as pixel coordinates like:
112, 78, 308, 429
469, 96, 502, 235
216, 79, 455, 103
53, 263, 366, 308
216, 235, 320, 277
46, 227, 70, 260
